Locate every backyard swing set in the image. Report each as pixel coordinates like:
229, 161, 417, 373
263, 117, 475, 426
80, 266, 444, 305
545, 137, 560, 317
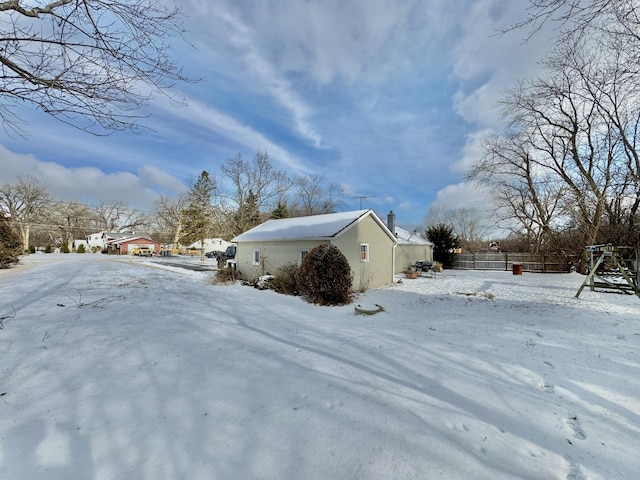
575, 244, 640, 298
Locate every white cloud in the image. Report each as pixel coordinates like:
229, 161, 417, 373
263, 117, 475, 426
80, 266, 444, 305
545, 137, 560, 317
0, 145, 185, 211
152, 94, 310, 174
451, 128, 493, 175
184, 1, 325, 148
431, 182, 494, 211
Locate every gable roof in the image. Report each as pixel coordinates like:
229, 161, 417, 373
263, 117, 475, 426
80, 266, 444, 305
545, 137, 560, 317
232, 209, 396, 243
395, 226, 433, 246
109, 236, 160, 245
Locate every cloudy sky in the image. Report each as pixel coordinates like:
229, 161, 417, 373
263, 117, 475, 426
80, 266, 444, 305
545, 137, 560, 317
0, 0, 554, 229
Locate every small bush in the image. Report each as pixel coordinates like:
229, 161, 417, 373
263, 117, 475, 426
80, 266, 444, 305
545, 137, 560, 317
297, 244, 352, 306
213, 267, 239, 284
28, 245, 36, 254
45, 244, 52, 253
76, 244, 86, 253
60, 243, 70, 253
270, 264, 300, 295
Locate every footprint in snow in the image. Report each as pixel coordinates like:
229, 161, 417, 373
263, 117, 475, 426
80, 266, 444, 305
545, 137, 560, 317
565, 456, 586, 480
566, 414, 586, 441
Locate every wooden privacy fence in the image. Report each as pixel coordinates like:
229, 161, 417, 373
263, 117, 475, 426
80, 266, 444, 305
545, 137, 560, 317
453, 253, 576, 273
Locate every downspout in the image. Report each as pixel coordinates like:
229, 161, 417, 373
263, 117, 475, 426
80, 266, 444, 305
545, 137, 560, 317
387, 211, 397, 283
392, 241, 397, 283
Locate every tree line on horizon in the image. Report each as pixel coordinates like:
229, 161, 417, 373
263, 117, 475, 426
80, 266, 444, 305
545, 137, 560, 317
0, 152, 345, 261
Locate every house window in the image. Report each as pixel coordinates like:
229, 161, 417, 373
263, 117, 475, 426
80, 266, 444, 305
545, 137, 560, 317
299, 249, 309, 265
360, 243, 369, 262
252, 248, 261, 266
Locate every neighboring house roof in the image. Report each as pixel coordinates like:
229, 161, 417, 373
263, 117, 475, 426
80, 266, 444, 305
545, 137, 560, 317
232, 209, 396, 243
395, 227, 433, 246
109, 236, 160, 245
102, 232, 129, 240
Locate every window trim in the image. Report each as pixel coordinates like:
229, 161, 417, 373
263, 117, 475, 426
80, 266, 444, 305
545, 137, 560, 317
252, 248, 261, 266
360, 243, 370, 262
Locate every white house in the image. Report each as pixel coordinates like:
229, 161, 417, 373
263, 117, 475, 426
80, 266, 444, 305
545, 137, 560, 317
186, 238, 231, 252
85, 231, 129, 251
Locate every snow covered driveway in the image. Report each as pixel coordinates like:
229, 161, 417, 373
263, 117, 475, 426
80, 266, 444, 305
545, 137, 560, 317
1, 254, 639, 479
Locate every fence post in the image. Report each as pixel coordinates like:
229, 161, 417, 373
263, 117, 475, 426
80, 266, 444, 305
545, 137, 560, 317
505, 253, 508, 271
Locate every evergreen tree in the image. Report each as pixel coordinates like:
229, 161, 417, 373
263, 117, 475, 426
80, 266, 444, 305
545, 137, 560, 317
180, 171, 216, 261
0, 214, 21, 268
233, 189, 261, 233
426, 223, 460, 268
270, 201, 290, 219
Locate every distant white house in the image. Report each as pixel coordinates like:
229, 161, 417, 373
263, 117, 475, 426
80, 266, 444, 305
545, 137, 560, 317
186, 238, 231, 252
232, 209, 397, 291
86, 231, 129, 251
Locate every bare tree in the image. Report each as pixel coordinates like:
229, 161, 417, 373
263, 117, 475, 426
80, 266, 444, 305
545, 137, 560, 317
499, 2, 640, 249
472, 37, 633, 255
469, 132, 567, 252
426, 205, 496, 253
0, 0, 192, 135
90, 201, 148, 233
153, 193, 188, 245
291, 174, 345, 216
49, 200, 94, 251
508, 1, 639, 42
0, 175, 51, 251
220, 152, 292, 235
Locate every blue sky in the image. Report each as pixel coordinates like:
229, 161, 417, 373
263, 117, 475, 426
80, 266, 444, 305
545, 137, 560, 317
0, 0, 553, 230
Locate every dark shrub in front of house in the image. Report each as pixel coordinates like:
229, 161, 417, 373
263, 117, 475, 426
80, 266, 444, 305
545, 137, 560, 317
270, 263, 300, 296
297, 244, 352, 306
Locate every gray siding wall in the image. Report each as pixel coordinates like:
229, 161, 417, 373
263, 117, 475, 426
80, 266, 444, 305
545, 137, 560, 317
236, 240, 329, 280
333, 214, 394, 290
394, 244, 433, 273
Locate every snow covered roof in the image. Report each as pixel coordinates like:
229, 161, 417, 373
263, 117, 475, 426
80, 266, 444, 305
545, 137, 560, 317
394, 226, 433, 246
109, 236, 159, 245
233, 209, 396, 242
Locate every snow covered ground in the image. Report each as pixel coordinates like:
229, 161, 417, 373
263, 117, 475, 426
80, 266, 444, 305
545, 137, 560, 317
1, 254, 638, 480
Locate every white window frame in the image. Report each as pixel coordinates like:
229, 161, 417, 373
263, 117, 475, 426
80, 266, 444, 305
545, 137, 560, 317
298, 249, 309, 265
252, 248, 261, 266
360, 243, 370, 262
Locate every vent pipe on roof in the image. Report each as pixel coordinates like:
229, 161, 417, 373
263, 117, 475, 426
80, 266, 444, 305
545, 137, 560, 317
387, 210, 396, 235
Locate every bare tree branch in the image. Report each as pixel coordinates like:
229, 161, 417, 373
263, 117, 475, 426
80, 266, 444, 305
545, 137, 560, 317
0, 0, 195, 135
